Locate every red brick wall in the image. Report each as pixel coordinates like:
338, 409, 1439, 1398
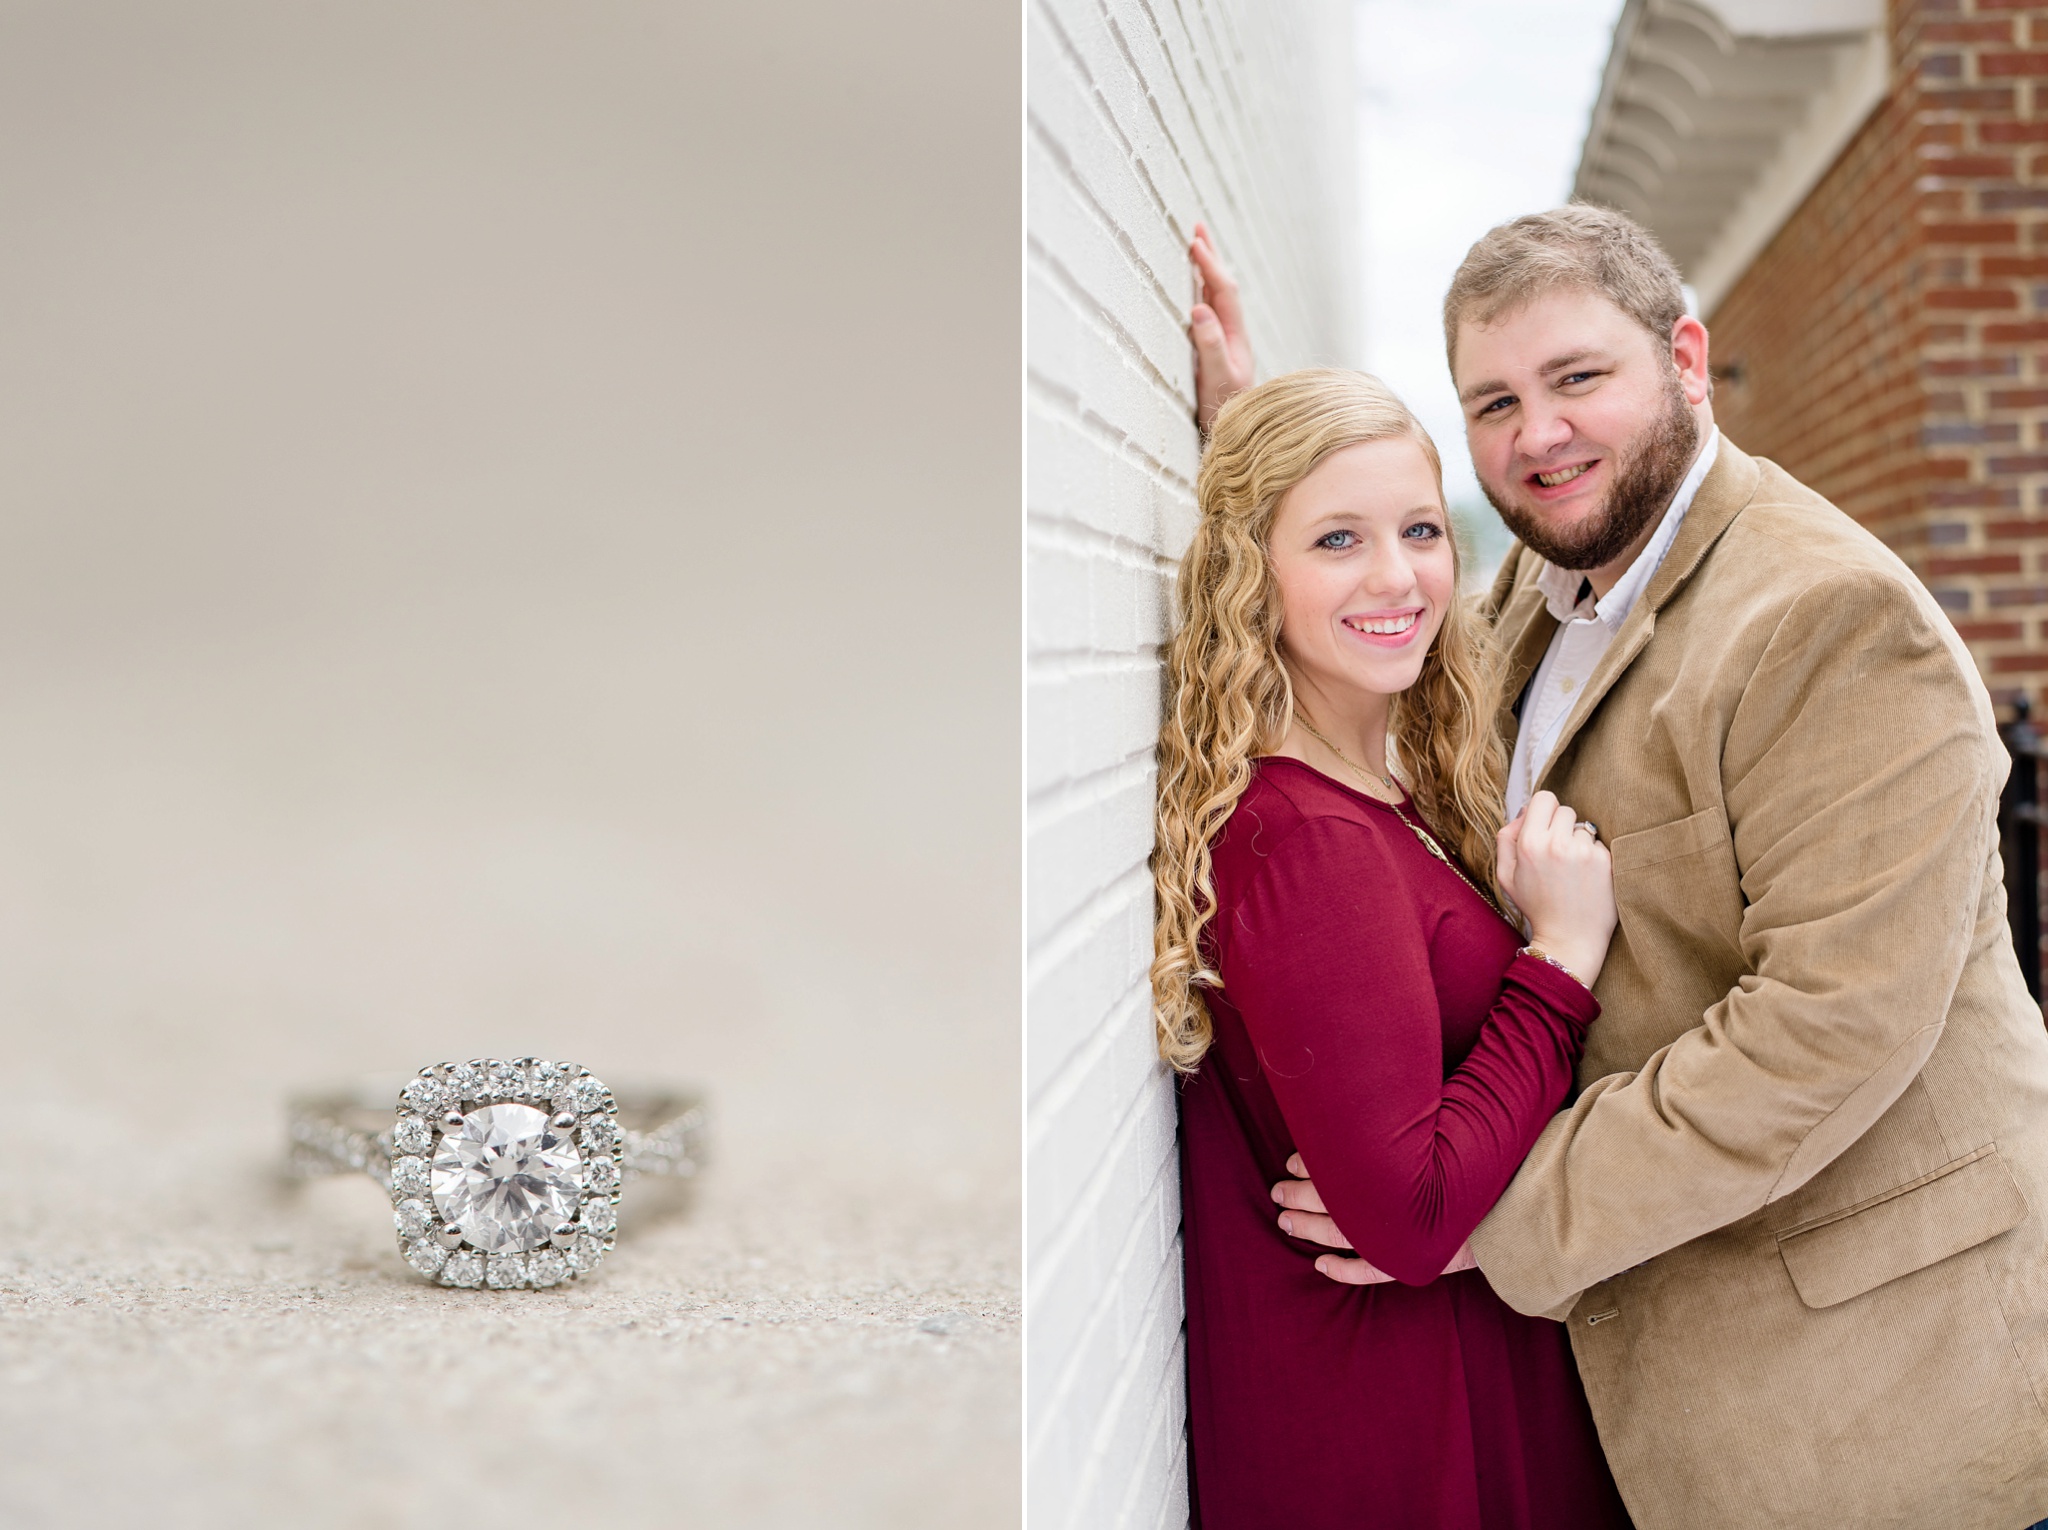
1708, 0, 2048, 711
1706, 52, 1924, 548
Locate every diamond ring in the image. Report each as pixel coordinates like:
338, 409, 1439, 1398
1573, 820, 1600, 841
287, 1059, 709, 1290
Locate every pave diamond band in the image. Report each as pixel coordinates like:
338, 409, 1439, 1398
287, 1060, 708, 1290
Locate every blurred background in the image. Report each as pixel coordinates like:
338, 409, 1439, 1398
0, 3, 1017, 1526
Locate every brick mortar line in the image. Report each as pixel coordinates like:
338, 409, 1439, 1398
1027, 514, 1181, 573
1034, 0, 1332, 356
1025, 975, 1158, 1157
1026, 234, 1203, 443
1030, 962, 1155, 1105
1109, 1367, 1189, 1530
1024, 1094, 1179, 1378
1033, 1179, 1188, 1510
1027, 871, 1154, 999
1162, 0, 1304, 336
1026, 106, 1199, 344
1028, 648, 1165, 681
1104, 1258, 1193, 1530
1027, 377, 1199, 499
1108, 0, 1222, 259
1118, 0, 1331, 364
1027, 748, 1158, 827
1028, 1256, 1180, 1489
1145, 1433, 1192, 1530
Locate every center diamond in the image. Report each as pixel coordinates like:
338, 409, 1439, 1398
431, 1103, 584, 1253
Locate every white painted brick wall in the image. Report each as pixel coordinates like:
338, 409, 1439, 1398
1025, 3, 1359, 1526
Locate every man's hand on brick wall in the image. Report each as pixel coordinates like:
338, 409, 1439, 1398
1190, 221, 1254, 435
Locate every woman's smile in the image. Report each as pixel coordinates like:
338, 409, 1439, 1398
1340, 608, 1425, 646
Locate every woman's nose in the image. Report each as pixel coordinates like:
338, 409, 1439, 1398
1359, 537, 1415, 595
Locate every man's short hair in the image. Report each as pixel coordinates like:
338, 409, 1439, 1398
1443, 203, 1688, 367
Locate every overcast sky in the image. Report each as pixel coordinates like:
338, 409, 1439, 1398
1355, 0, 1627, 559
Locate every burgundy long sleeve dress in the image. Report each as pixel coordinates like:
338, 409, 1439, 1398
1180, 757, 1632, 1529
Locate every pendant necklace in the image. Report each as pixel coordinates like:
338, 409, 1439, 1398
1291, 710, 1501, 914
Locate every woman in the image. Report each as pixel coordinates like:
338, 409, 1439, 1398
1152, 366, 1632, 1528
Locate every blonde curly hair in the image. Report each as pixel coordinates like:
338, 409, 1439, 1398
1150, 369, 1508, 1074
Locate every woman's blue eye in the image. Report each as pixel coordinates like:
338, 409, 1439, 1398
1406, 522, 1444, 541
1317, 530, 1357, 550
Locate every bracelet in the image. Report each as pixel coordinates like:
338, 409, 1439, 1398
1518, 944, 1590, 990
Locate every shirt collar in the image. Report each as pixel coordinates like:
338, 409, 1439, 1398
1533, 428, 1719, 625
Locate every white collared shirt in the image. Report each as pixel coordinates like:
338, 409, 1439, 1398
1505, 429, 1720, 819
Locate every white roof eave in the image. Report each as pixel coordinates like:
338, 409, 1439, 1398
1572, 0, 1890, 317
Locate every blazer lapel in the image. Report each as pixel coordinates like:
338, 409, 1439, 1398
1641, 438, 1761, 617
1530, 610, 1655, 798
1528, 438, 1763, 796
1490, 545, 1559, 753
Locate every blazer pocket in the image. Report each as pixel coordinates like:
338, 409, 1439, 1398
1607, 803, 1726, 874
1607, 804, 1747, 983
1775, 1145, 2028, 1310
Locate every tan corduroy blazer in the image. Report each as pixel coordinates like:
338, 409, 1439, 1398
1466, 439, 2048, 1530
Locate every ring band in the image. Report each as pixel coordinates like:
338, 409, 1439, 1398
287, 1059, 708, 1290
1573, 820, 1600, 841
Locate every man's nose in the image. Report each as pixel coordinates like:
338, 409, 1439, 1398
1518, 398, 1574, 458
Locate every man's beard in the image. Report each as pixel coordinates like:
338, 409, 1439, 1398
1484, 376, 1701, 572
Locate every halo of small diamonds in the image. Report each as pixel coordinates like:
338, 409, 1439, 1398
405, 1239, 449, 1277
391, 1059, 623, 1289
487, 1060, 527, 1096
485, 1254, 528, 1290
400, 1076, 453, 1117
391, 1155, 429, 1196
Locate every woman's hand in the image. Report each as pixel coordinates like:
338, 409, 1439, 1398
1274, 1154, 1479, 1284
1496, 790, 1617, 989
1189, 221, 1253, 433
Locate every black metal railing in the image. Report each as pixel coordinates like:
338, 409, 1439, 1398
1999, 698, 2044, 1002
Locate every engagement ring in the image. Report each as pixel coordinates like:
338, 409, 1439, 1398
1573, 820, 1600, 841
287, 1059, 708, 1290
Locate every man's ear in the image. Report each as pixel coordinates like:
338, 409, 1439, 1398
1671, 315, 1711, 406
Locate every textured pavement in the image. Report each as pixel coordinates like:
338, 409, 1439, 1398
0, 631, 1020, 1524
0, 651, 1019, 1528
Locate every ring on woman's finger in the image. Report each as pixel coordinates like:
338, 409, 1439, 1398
1572, 820, 1600, 841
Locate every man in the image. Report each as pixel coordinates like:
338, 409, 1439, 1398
1191, 208, 2048, 1529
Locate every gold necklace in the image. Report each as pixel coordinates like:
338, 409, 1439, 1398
1292, 712, 1398, 798
1291, 711, 1501, 914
